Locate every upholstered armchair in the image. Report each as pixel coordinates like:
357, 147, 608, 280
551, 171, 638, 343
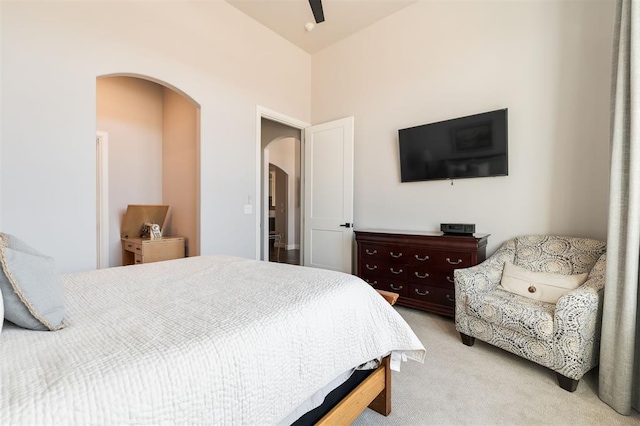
454, 235, 607, 392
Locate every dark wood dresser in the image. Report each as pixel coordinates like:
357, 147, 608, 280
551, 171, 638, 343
354, 230, 489, 317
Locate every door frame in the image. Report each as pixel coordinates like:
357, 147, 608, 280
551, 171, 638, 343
96, 131, 109, 269
255, 106, 309, 261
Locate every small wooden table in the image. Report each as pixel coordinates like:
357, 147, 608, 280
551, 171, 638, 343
122, 236, 185, 265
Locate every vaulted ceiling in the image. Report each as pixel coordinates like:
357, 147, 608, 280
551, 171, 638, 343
226, 0, 416, 54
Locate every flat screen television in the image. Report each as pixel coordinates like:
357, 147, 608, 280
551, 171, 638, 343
398, 109, 508, 182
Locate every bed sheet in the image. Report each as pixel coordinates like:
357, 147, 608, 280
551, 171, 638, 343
0, 255, 425, 425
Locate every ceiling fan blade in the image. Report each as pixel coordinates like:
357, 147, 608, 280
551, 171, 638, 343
308, 0, 325, 23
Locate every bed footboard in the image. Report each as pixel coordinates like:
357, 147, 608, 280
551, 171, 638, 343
315, 356, 391, 425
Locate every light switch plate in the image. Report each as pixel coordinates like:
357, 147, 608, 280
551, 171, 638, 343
244, 204, 253, 214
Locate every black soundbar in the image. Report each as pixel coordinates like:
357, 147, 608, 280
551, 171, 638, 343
441, 223, 476, 235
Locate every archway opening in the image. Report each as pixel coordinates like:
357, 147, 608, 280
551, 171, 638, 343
96, 74, 201, 268
262, 121, 302, 265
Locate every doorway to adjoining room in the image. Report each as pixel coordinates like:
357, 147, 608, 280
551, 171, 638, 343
96, 74, 201, 268
262, 118, 301, 266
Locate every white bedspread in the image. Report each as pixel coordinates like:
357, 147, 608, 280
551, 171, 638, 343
0, 255, 425, 425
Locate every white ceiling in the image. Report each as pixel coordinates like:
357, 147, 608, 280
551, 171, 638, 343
226, 0, 416, 54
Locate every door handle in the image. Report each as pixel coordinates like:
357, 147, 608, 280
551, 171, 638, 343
339, 223, 352, 228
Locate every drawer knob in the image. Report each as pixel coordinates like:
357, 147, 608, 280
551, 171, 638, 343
390, 284, 403, 291
415, 288, 430, 296
414, 272, 429, 279
446, 276, 454, 283
446, 294, 455, 302
390, 268, 403, 275
446, 257, 463, 265
415, 255, 430, 261
365, 249, 378, 255
366, 264, 378, 271
390, 252, 403, 258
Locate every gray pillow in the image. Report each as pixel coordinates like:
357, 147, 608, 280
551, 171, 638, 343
0, 233, 65, 330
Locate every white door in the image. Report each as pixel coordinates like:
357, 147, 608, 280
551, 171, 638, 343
303, 117, 354, 273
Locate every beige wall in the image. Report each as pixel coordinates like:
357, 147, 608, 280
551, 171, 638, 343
1, 2, 310, 272
162, 87, 199, 257
0, 1, 615, 270
261, 119, 300, 149
312, 1, 615, 254
96, 76, 164, 267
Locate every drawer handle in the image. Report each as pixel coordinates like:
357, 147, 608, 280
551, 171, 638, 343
390, 268, 403, 275
136, 247, 141, 251
415, 254, 430, 261
414, 272, 429, 279
366, 279, 378, 286
365, 249, 377, 255
415, 288, 430, 296
366, 264, 378, 271
446, 276, 454, 283
390, 252, 403, 258
390, 284, 403, 291
446, 294, 455, 302
446, 257, 463, 265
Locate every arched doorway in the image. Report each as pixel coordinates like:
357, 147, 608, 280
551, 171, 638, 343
96, 74, 201, 268
262, 120, 302, 265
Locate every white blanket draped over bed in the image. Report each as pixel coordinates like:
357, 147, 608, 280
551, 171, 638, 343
0, 255, 425, 425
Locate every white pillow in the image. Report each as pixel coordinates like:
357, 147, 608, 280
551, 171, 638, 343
499, 261, 588, 304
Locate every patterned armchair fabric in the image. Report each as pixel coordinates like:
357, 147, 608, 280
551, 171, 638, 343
454, 235, 606, 391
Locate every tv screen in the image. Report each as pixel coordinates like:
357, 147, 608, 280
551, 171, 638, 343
398, 109, 508, 182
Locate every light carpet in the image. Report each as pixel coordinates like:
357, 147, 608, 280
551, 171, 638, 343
353, 306, 640, 425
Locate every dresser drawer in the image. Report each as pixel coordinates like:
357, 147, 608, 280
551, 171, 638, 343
409, 283, 456, 307
407, 248, 438, 265
430, 251, 473, 268
122, 237, 185, 265
361, 260, 407, 280
124, 240, 143, 254
407, 266, 457, 287
360, 243, 408, 263
361, 276, 408, 297
355, 230, 489, 318
406, 248, 472, 267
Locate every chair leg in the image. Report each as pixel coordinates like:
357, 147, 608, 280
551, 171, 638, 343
460, 333, 475, 346
556, 373, 579, 392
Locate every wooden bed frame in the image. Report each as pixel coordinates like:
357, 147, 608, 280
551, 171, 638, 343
315, 290, 397, 425
316, 355, 392, 425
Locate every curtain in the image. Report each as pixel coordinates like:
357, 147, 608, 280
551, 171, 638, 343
599, 0, 640, 416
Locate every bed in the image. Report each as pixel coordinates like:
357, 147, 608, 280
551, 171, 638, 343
0, 253, 425, 425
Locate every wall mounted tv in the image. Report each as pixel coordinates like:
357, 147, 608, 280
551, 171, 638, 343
398, 109, 508, 182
